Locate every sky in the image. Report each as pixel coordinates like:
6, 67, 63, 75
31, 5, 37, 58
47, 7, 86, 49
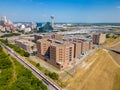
0, 0, 120, 23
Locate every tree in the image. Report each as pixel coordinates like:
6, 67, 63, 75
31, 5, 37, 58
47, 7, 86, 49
44, 70, 59, 80
24, 52, 30, 57
36, 63, 40, 67
50, 72, 59, 80
31, 46, 34, 51
106, 34, 110, 38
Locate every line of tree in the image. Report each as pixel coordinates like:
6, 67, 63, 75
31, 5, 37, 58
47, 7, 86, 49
45, 70, 59, 80
106, 34, 120, 39
0, 45, 47, 90
1, 33, 20, 38
0, 39, 30, 57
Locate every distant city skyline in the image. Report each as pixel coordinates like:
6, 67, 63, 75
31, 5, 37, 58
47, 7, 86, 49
0, 0, 120, 23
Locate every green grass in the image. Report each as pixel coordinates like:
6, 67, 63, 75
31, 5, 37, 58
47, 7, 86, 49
0, 39, 30, 57
28, 59, 59, 80
28, 59, 45, 72
106, 34, 120, 39
45, 70, 59, 80
0, 45, 47, 90
1, 33, 20, 38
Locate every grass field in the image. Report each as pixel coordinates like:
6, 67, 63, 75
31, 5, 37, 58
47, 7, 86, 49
0, 45, 47, 90
109, 44, 120, 90
103, 35, 120, 47
113, 68, 120, 90
61, 49, 120, 90
60, 36, 120, 89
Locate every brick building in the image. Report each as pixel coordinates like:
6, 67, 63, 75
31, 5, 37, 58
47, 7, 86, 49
36, 39, 51, 57
34, 33, 62, 42
93, 33, 106, 44
37, 39, 74, 69
50, 42, 74, 69
71, 39, 93, 58
15, 39, 36, 53
36, 35, 93, 69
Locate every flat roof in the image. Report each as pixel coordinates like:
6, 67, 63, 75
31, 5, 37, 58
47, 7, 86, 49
51, 41, 73, 47
15, 39, 35, 46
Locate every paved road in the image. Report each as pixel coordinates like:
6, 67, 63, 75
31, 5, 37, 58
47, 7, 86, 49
0, 42, 62, 90
99, 45, 120, 53
111, 42, 120, 47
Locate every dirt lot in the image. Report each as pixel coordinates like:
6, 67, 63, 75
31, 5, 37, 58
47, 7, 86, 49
63, 49, 120, 90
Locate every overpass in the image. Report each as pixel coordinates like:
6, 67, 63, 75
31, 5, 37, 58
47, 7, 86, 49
99, 46, 120, 54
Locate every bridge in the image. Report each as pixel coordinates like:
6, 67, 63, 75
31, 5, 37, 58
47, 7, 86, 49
107, 48, 120, 54
99, 46, 120, 54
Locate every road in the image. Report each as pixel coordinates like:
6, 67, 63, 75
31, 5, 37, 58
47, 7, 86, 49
0, 42, 62, 90
99, 45, 120, 54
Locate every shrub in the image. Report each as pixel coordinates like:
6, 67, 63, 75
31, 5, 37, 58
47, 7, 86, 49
0, 45, 47, 90
36, 63, 40, 67
1, 33, 20, 38
106, 34, 110, 38
0, 58, 12, 69
0, 39, 30, 57
45, 70, 59, 80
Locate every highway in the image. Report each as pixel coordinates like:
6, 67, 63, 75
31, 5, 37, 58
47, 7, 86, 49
98, 45, 120, 54
0, 42, 62, 90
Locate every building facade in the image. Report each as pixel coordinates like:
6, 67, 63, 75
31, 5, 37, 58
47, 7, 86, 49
36, 35, 93, 70
50, 42, 74, 69
72, 39, 93, 57
93, 33, 106, 44
72, 41, 82, 58
37, 39, 74, 69
38, 22, 53, 32
34, 33, 62, 42
37, 39, 51, 57
15, 39, 36, 53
